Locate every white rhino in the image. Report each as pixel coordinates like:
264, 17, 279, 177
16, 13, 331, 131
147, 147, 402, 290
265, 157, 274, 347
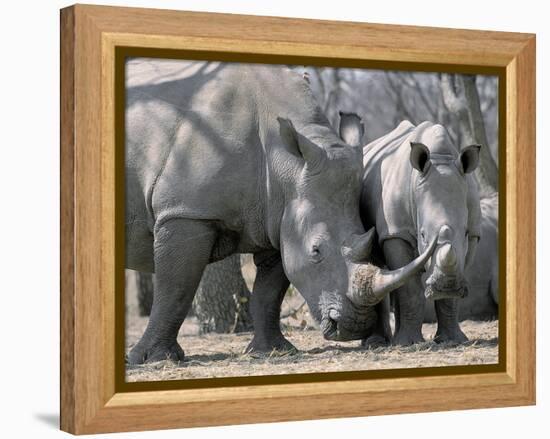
340, 114, 482, 345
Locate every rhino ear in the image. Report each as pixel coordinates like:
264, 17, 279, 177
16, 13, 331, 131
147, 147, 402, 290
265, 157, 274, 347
338, 111, 365, 147
457, 144, 481, 174
410, 142, 431, 173
278, 117, 326, 169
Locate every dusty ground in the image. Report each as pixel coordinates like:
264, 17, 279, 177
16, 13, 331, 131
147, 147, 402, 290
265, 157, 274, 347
126, 316, 498, 382
125, 269, 498, 382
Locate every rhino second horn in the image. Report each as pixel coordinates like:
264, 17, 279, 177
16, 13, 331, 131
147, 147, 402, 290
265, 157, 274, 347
342, 228, 375, 263
347, 237, 438, 307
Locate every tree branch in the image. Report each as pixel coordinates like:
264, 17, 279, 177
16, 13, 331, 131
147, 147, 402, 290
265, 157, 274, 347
440, 74, 498, 198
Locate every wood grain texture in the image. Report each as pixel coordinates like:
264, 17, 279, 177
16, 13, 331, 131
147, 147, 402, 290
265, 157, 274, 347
82, 4, 530, 67
60, 6, 75, 433
508, 36, 536, 397
60, 4, 536, 434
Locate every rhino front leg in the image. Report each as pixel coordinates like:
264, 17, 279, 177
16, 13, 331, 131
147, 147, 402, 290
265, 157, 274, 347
433, 299, 468, 343
361, 296, 391, 348
127, 218, 217, 364
244, 251, 296, 355
383, 238, 425, 345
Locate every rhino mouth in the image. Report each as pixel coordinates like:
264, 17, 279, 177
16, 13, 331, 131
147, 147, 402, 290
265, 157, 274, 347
425, 278, 468, 300
320, 310, 340, 341
319, 291, 377, 341
320, 311, 370, 342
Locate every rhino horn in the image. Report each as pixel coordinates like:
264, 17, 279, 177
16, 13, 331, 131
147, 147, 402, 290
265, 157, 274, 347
436, 243, 457, 273
347, 237, 438, 307
371, 237, 438, 301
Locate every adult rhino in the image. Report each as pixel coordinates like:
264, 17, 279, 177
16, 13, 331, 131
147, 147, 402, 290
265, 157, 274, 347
339, 114, 482, 345
125, 61, 436, 364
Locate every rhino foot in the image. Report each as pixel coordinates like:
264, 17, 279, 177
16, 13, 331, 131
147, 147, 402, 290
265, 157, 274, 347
433, 328, 468, 344
126, 340, 185, 365
244, 334, 297, 357
392, 329, 425, 346
361, 334, 389, 349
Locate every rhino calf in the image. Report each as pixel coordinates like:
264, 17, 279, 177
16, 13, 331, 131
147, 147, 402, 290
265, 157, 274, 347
424, 195, 498, 322
340, 114, 482, 345
125, 62, 435, 364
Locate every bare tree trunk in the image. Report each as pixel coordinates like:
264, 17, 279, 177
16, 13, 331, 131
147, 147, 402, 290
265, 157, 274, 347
193, 254, 253, 333
309, 67, 347, 129
440, 74, 498, 198
383, 72, 426, 127
137, 272, 154, 317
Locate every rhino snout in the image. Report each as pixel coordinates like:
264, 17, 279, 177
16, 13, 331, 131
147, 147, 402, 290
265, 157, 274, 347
425, 273, 469, 300
318, 291, 377, 341
321, 309, 340, 341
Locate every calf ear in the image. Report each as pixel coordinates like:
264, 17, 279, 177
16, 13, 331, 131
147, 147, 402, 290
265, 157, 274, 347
410, 142, 431, 173
338, 111, 365, 147
457, 144, 481, 174
278, 117, 326, 170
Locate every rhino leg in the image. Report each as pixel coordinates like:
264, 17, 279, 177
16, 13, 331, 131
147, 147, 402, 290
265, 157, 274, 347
433, 299, 468, 344
127, 218, 217, 364
383, 238, 425, 345
361, 296, 391, 348
244, 251, 296, 355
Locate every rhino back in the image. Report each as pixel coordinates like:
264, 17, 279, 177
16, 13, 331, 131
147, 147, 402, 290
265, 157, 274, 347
465, 196, 498, 308
361, 120, 417, 245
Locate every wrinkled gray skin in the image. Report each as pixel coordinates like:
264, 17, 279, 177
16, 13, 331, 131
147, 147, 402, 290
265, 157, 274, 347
424, 195, 498, 322
125, 62, 435, 364
339, 115, 482, 345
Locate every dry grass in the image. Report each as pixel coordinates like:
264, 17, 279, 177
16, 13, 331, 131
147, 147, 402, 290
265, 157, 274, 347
125, 269, 498, 382
125, 317, 498, 382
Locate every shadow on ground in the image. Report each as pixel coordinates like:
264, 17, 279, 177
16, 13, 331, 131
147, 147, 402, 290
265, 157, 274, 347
34, 413, 59, 430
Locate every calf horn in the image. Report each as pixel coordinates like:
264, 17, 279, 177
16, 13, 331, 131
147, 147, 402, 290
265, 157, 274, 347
436, 243, 457, 273
347, 237, 437, 307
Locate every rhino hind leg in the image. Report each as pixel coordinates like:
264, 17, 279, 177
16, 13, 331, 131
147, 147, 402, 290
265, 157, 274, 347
127, 218, 217, 365
244, 250, 297, 355
433, 299, 468, 344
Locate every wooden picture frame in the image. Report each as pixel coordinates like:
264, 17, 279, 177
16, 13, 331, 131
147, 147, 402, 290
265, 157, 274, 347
60, 4, 536, 434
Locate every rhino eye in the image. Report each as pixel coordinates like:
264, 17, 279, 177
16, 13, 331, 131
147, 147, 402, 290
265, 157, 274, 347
310, 245, 323, 264
420, 230, 426, 243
